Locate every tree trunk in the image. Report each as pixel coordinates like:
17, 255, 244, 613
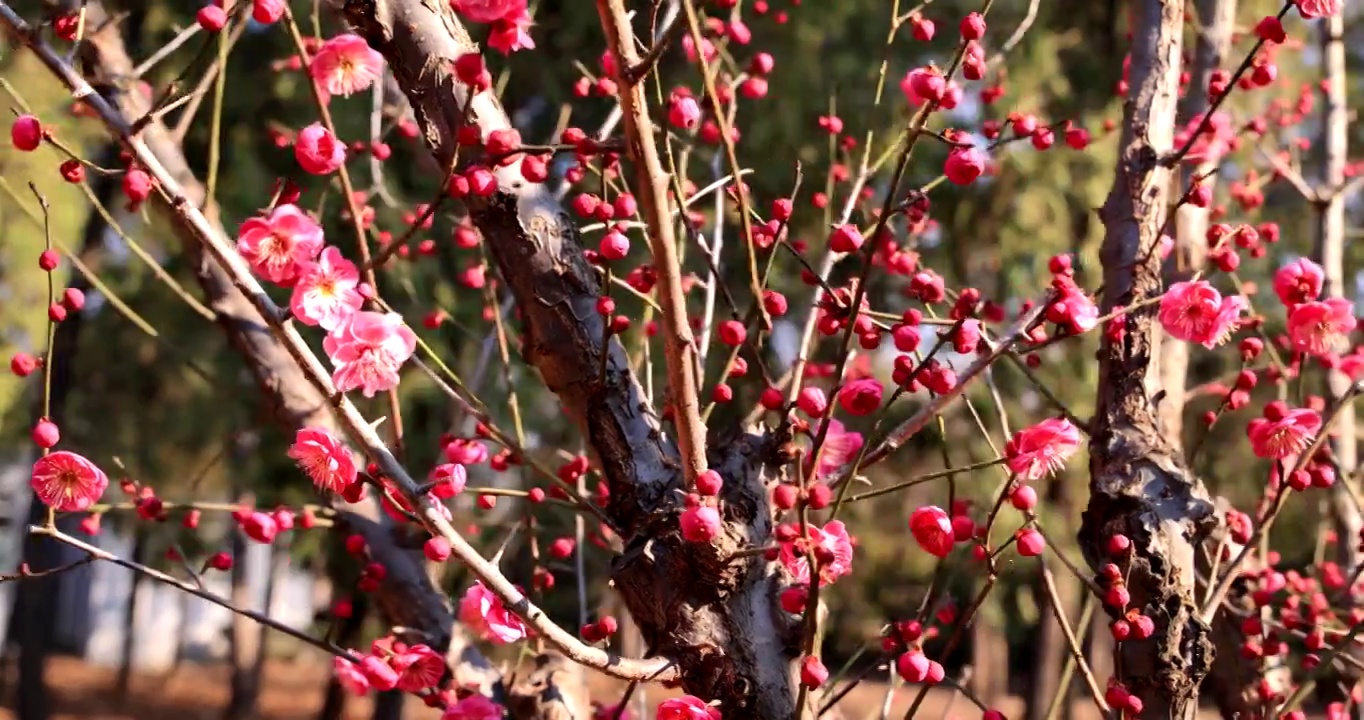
115, 529, 148, 698
223, 522, 267, 720
1157, 0, 1237, 444
341, 2, 804, 715
1313, 10, 1364, 711
372, 691, 405, 720
1080, 1, 1218, 717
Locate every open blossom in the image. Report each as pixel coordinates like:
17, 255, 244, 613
333, 655, 370, 696
460, 582, 528, 644
1273, 258, 1324, 307
1005, 417, 1081, 481
324, 311, 417, 397
290, 247, 364, 330
909, 506, 955, 558
1298, 0, 1343, 19
31, 450, 108, 512
1158, 280, 1247, 349
813, 419, 864, 481
657, 696, 721, 720
295, 123, 347, 175
391, 644, 444, 692
1248, 407, 1321, 459
236, 204, 324, 286
779, 520, 854, 587
1288, 298, 1355, 357
453, 0, 525, 23
310, 34, 383, 98
288, 427, 356, 494
488, 12, 536, 55
443, 696, 505, 720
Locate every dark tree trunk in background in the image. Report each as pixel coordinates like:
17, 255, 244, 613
116, 529, 148, 698
223, 516, 270, 720
372, 691, 405, 720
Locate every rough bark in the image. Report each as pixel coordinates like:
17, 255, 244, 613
1079, 1, 1217, 717
338, 3, 802, 715
1157, 0, 1236, 444
70, 3, 506, 700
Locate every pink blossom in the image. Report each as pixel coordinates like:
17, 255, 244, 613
236, 204, 325, 287
944, 146, 986, 185
1248, 408, 1321, 459
290, 246, 364, 330
1273, 258, 1324, 307
488, 12, 536, 55
900, 67, 944, 106
443, 696, 505, 720
909, 506, 954, 558
1298, 0, 1343, 19
323, 311, 417, 397
680, 505, 723, 543
391, 643, 444, 692
333, 655, 371, 696
656, 696, 721, 720
780, 520, 854, 587
838, 378, 883, 416
445, 438, 490, 465
295, 123, 347, 175
1051, 276, 1100, 334
429, 463, 468, 499
1288, 298, 1355, 357
30, 450, 108, 512
813, 419, 864, 481
1005, 418, 1082, 482
1158, 280, 1246, 349
459, 582, 528, 644
288, 427, 357, 493
453, 0, 525, 23
310, 34, 384, 98
240, 511, 279, 544
252, 0, 285, 24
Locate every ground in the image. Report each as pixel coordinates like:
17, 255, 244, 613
0, 655, 1152, 719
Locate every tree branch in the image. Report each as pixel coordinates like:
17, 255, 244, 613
595, 0, 708, 489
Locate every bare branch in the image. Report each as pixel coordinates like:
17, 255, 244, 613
597, 0, 709, 489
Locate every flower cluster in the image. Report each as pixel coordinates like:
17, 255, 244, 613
236, 204, 415, 397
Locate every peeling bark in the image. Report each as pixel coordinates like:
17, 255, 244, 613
338, 2, 804, 714
73, 4, 504, 701
1080, 1, 1217, 717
